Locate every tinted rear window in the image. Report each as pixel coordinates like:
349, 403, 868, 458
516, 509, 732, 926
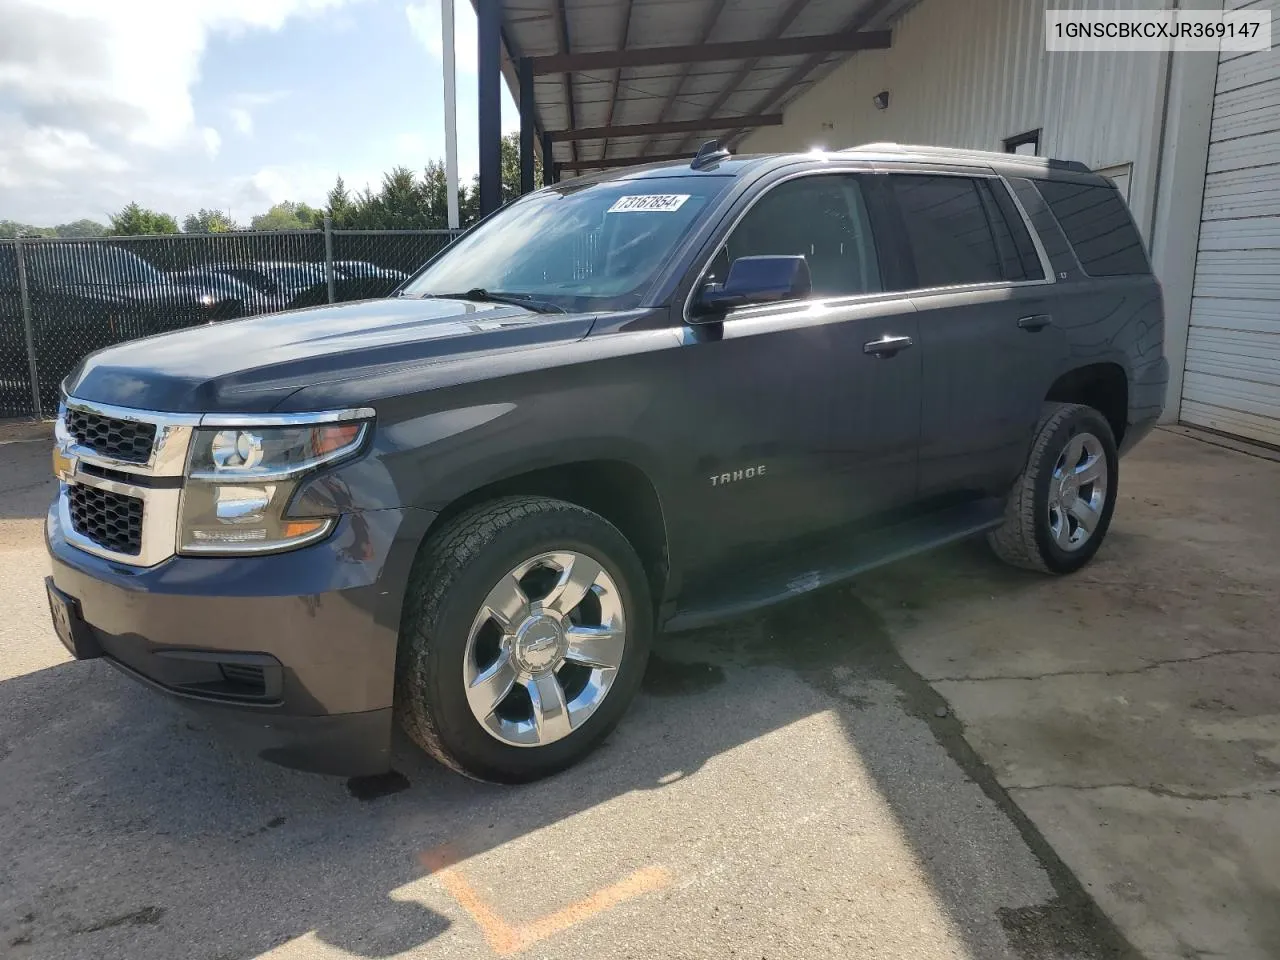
1034, 180, 1150, 276
892, 175, 1003, 288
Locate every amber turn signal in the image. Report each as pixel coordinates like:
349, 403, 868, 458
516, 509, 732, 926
282, 520, 328, 539
311, 424, 363, 458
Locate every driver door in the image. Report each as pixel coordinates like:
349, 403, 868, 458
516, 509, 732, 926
674, 172, 922, 596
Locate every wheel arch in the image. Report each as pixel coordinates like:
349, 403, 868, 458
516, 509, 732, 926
426, 459, 672, 608
1045, 362, 1128, 447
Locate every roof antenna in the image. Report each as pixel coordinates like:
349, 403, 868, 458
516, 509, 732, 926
691, 139, 731, 170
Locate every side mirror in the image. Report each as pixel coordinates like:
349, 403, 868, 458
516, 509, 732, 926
692, 255, 811, 319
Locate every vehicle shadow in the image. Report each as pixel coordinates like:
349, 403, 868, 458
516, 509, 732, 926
0, 545, 1133, 960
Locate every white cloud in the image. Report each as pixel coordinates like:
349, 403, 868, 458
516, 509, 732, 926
0, 1, 362, 220
406, 0, 477, 73
226, 90, 288, 137
229, 108, 253, 136
0, 117, 129, 190
241, 167, 296, 207
21, 127, 128, 175
1, 1, 358, 149
404, 0, 519, 175
201, 126, 222, 158
228, 162, 382, 217
238, 91, 291, 108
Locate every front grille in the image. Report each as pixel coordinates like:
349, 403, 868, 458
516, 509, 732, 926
66, 408, 156, 464
67, 483, 144, 556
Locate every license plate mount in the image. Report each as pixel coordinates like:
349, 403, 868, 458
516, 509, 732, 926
45, 578, 102, 660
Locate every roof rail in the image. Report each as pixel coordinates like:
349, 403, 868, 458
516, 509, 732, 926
841, 142, 1092, 174
845, 142, 1012, 159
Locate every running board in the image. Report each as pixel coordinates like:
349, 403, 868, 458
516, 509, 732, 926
662, 498, 1005, 633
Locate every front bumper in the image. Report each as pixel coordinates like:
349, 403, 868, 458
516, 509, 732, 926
46, 504, 436, 777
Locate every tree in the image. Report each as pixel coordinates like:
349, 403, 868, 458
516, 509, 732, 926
362, 166, 435, 229
182, 209, 238, 234
461, 133, 541, 221
323, 177, 353, 227
55, 219, 107, 238
107, 203, 179, 236
250, 201, 321, 231
0, 220, 52, 238
0, 218, 106, 238
318, 132, 540, 232
499, 131, 542, 206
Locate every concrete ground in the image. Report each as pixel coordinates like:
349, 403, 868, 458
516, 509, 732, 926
858, 429, 1280, 960
0, 424, 1274, 960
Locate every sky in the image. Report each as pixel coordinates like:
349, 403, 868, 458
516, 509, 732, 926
0, 0, 520, 227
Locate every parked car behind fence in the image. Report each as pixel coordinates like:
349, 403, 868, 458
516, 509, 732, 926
0, 228, 460, 418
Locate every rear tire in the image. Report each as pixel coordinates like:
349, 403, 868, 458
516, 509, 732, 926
396, 496, 652, 783
988, 402, 1119, 574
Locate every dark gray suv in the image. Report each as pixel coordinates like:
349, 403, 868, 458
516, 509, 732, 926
45, 142, 1168, 783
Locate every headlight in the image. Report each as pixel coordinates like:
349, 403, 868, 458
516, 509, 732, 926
178, 419, 368, 555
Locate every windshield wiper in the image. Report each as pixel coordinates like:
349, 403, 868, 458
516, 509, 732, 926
422, 288, 565, 314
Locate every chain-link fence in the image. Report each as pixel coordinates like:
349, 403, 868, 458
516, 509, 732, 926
0, 226, 461, 418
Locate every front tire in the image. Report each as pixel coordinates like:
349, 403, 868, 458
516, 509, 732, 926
396, 496, 652, 783
988, 402, 1119, 574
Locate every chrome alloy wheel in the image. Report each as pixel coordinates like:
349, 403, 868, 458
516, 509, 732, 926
462, 551, 627, 747
1047, 431, 1108, 552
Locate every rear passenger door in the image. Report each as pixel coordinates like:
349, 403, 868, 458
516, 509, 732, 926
888, 173, 1069, 500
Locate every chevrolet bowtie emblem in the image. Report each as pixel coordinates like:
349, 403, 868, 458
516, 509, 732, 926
52, 445, 76, 482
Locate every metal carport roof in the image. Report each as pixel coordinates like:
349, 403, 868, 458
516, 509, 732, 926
483, 0, 921, 176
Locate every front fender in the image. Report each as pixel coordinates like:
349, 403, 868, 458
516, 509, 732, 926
293, 392, 676, 518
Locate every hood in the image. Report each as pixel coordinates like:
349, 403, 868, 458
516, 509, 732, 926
65, 297, 596, 413
169, 272, 255, 298
58, 281, 211, 307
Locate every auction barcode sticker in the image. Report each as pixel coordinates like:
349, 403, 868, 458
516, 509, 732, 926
607, 194, 690, 213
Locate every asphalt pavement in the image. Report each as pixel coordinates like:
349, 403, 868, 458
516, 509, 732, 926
0, 422, 1133, 960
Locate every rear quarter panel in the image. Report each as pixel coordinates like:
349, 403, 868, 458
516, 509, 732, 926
1010, 176, 1167, 448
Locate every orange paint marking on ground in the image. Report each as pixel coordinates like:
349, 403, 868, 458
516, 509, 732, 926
433, 866, 523, 955
419, 844, 671, 957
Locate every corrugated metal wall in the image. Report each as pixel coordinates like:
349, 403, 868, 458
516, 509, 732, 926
740, 0, 1171, 242
743, 0, 1280, 447
1181, 0, 1280, 446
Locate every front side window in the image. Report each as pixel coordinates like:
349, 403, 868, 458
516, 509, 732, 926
708, 174, 883, 298
402, 176, 731, 312
892, 175, 1003, 288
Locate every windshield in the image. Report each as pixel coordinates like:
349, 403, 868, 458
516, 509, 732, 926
217, 267, 275, 292
261, 263, 325, 287
27, 245, 164, 286
402, 176, 730, 311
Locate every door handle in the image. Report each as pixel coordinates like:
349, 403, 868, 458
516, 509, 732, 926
863, 335, 914, 358
1017, 314, 1053, 332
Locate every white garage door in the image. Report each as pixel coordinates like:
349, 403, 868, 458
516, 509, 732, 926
1183, 0, 1280, 447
